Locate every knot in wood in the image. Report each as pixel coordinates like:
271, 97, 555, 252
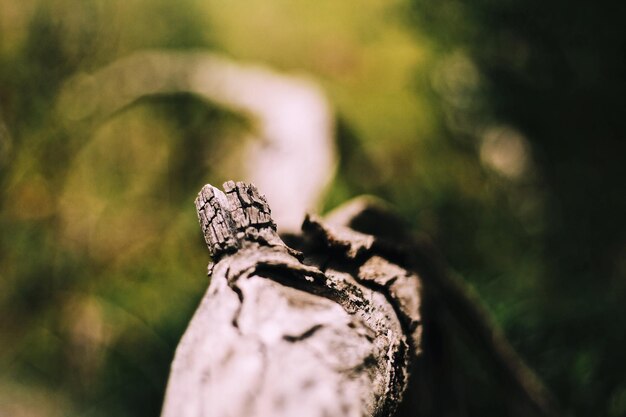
195, 181, 277, 258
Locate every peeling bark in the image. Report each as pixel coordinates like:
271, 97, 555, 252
161, 182, 422, 417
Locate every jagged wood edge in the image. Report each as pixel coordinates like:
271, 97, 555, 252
161, 182, 420, 417
318, 198, 563, 417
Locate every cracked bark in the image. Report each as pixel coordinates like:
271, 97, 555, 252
161, 182, 562, 417
161, 181, 421, 417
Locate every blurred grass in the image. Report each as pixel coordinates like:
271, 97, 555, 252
0, 0, 624, 416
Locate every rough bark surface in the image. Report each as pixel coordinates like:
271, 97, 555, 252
319, 197, 563, 417
162, 181, 562, 417
161, 181, 422, 417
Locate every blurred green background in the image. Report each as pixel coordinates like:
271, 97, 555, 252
0, 0, 624, 416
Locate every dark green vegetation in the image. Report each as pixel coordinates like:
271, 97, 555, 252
0, 1, 623, 416
405, 1, 626, 415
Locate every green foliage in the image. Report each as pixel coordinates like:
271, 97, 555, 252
406, 1, 626, 415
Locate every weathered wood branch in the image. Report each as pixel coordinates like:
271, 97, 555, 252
161, 181, 422, 417
162, 182, 562, 417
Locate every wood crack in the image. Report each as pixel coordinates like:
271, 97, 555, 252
162, 182, 420, 417
282, 324, 325, 343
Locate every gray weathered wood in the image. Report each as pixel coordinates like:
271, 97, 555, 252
160, 181, 422, 417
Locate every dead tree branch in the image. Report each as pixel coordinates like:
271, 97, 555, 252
161, 181, 422, 417
161, 182, 562, 417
